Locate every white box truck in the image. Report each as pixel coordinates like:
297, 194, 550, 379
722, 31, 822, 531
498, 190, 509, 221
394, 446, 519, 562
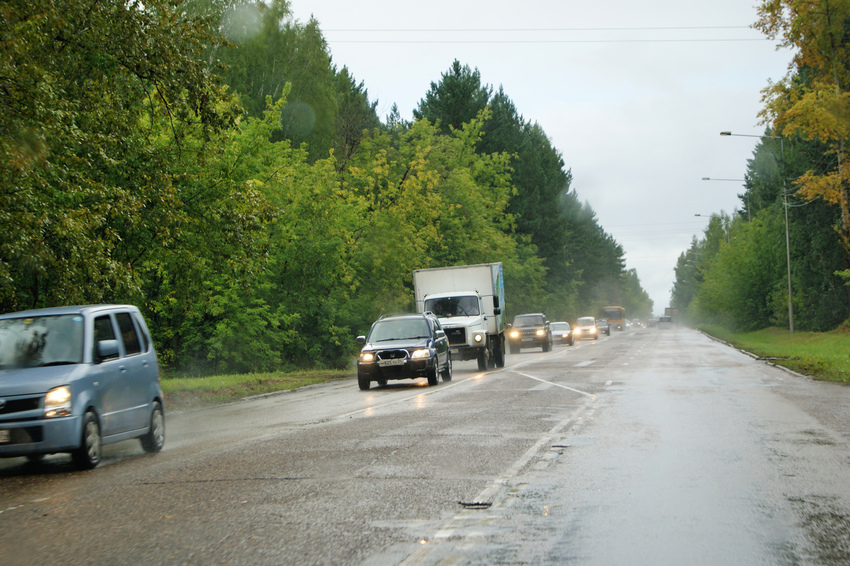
412, 262, 506, 370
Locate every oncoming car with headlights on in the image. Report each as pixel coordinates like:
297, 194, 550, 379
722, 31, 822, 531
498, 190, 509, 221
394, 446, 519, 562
356, 314, 452, 390
507, 313, 552, 354
550, 322, 574, 346
573, 316, 599, 340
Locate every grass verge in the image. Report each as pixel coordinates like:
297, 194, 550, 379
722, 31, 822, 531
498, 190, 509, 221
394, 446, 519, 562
161, 369, 352, 412
699, 324, 850, 383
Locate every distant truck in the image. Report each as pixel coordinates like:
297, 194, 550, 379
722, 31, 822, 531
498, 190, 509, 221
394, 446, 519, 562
413, 263, 506, 370
664, 307, 679, 322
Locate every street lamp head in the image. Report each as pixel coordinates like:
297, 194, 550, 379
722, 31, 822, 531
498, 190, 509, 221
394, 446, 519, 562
702, 177, 710, 180
720, 131, 732, 136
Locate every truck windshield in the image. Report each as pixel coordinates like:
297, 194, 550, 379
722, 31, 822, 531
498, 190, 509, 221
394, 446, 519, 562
0, 314, 85, 369
424, 296, 479, 317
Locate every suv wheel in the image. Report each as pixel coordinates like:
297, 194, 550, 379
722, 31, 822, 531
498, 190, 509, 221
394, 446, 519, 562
427, 366, 439, 386
358, 373, 371, 391
441, 354, 453, 382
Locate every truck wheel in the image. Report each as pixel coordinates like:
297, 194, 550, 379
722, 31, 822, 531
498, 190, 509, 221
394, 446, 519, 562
477, 349, 488, 371
358, 373, 371, 390
494, 337, 505, 368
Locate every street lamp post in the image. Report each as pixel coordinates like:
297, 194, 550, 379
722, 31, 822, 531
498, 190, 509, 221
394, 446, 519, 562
720, 131, 794, 334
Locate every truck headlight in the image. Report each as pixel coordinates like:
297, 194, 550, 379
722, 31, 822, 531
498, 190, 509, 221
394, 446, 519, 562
411, 349, 432, 359
473, 333, 485, 343
44, 386, 72, 418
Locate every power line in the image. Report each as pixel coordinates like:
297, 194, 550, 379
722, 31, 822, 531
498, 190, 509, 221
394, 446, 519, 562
323, 25, 765, 44
324, 26, 754, 32
326, 38, 768, 44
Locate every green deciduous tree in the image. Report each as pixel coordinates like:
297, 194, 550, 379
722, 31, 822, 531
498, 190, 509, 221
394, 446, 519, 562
755, 0, 850, 251
0, 0, 244, 313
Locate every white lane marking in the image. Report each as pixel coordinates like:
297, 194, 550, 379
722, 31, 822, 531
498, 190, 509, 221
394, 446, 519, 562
403, 396, 597, 560
574, 361, 596, 368
513, 371, 596, 399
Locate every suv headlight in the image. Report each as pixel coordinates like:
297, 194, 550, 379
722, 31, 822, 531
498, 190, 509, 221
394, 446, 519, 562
44, 386, 72, 418
535, 329, 545, 336
411, 349, 432, 359
360, 352, 375, 363
509, 330, 519, 338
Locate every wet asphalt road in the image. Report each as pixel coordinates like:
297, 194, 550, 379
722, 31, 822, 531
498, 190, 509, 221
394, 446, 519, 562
1, 326, 850, 565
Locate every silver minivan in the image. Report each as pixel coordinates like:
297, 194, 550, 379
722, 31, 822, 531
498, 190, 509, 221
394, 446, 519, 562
0, 305, 165, 469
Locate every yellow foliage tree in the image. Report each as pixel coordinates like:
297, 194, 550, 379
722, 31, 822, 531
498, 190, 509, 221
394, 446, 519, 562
755, 0, 850, 251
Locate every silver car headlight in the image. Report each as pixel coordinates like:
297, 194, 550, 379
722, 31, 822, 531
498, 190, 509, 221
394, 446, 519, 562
44, 385, 72, 418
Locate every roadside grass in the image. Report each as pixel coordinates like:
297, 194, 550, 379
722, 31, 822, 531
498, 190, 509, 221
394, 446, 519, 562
699, 324, 850, 383
161, 369, 352, 412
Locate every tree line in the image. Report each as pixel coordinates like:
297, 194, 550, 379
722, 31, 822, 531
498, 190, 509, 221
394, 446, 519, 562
1, 0, 652, 375
671, 0, 850, 331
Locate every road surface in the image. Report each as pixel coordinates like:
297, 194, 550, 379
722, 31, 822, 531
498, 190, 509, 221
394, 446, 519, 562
1, 326, 849, 565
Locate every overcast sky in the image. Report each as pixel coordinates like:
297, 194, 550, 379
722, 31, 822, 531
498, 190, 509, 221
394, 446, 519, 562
290, 0, 793, 314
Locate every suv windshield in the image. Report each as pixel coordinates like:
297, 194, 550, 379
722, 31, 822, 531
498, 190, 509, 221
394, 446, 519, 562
577, 317, 595, 326
0, 314, 85, 369
368, 318, 431, 342
514, 315, 544, 327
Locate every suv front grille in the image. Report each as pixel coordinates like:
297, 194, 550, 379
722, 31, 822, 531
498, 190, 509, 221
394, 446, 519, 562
376, 349, 409, 361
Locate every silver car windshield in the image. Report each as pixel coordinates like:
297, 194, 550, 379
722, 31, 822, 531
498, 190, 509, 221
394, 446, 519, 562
0, 315, 85, 369
577, 317, 595, 326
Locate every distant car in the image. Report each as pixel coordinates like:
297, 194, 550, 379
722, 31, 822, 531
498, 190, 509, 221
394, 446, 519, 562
596, 319, 611, 336
647, 318, 658, 328
573, 316, 598, 340
658, 316, 673, 328
507, 313, 553, 353
550, 322, 574, 345
0, 305, 165, 469
356, 314, 451, 390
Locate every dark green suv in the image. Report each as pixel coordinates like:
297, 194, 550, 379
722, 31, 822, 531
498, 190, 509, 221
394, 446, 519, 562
507, 313, 552, 354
